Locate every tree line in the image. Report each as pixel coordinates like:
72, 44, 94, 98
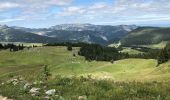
78, 44, 126, 62
77, 43, 158, 62
45, 42, 89, 47
129, 43, 170, 65
0, 43, 25, 52
45, 42, 170, 65
157, 43, 170, 65
78, 43, 170, 65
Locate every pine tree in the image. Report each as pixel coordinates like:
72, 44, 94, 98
0, 43, 3, 49
165, 43, 170, 58
67, 45, 72, 51
157, 49, 168, 65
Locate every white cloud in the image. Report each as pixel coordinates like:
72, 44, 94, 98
1, 0, 170, 26
0, 0, 73, 12
56, 2, 112, 17
0, 0, 74, 21
89, 2, 109, 10
0, 2, 21, 10
47, 0, 73, 6
0, 18, 24, 23
57, 6, 86, 16
95, 16, 170, 25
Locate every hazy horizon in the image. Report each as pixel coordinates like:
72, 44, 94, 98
0, 0, 170, 28
0, 23, 169, 29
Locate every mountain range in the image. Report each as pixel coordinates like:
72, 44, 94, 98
0, 24, 169, 46
0, 25, 57, 43
0, 24, 137, 45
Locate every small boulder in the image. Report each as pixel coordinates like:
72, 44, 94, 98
24, 83, 32, 90
7, 78, 18, 84
45, 89, 56, 96
78, 95, 87, 100
12, 81, 18, 85
44, 96, 50, 100
29, 87, 40, 96
1, 82, 5, 85
33, 81, 38, 85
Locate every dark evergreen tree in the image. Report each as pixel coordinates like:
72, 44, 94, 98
79, 44, 120, 61
67, 45, 72, 51
165, 43, 170, 58
73, 53, 76, 57
157, 43, 170, 65
0, 43, 3, 49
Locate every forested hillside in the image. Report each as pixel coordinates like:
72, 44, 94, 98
121, 27, 170, 46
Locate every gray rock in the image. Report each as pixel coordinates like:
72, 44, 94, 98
33, 81, 38, 85
78, 95, 87, 100
1, 82, 5, 85
12, 81, 18, 85
24, 83, 32, 90
44, 96, 50, 100
45, 89, 56, 95
7, 79, 18, 84
29, 87, 40, 96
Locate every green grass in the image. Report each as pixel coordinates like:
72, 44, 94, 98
0, 46, 170, 99
141, 41, 169, 49
0, 46, 169, 82
121, 47, 143, 54
1, 76, 170, 100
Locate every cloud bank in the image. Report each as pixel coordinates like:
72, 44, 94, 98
0, 0, 170, 27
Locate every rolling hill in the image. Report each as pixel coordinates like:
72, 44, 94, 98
121, 27, 170, 46
0, 46, 170, 99
0, 46, 169, 82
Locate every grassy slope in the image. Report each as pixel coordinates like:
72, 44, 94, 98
120, 47, 143, 54
141, 41, 169, 49
121, 27, 170, 46
0, 46, 169, 82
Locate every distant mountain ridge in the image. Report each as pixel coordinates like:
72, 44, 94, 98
10, 24, 137, 45
1, 24, 170, 46
0, 25, 56, 43
46, 24, 137, 45
50, 24, 137, 32
121, 27, 170, 46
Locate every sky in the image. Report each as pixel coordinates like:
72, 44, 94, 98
0, 0, 170, 28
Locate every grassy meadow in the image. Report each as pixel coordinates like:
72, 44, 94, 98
0, 46, 169, 81
0, 46, 170, 99
120, 47, 143, 55
141, 41, 169, 49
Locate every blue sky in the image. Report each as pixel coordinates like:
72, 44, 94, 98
0, 0, 170, 28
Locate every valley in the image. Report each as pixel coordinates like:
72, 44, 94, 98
1, 0, 170, 99
0, 46, 167, 81
0, 24, 169, 100
0, 45, 169, 99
